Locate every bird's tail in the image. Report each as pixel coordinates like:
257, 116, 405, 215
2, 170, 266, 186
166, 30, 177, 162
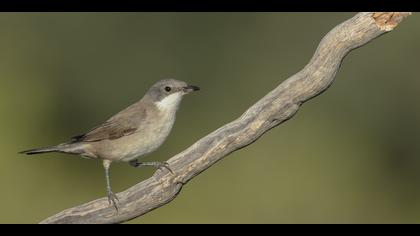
19, 143, 71, 155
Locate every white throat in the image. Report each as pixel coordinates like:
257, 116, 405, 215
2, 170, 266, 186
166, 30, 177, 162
155, 92, 183, 111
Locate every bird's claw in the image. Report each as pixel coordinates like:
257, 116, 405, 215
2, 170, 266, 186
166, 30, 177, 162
158, 162, 174, 174
107, 191, 119, 212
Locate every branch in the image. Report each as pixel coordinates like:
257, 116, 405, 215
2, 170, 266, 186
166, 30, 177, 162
41, 12, 411, 224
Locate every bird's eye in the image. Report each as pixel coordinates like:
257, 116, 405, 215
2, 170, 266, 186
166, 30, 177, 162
165, 86, 171, 92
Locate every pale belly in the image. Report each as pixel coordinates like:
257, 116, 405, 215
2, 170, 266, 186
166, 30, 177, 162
86, 113, 176, 162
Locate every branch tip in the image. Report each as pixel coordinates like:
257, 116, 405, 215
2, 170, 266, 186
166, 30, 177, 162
372, 12, 412, 31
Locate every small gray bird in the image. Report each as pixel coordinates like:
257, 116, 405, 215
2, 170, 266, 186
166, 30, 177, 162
20, 79, 200, 210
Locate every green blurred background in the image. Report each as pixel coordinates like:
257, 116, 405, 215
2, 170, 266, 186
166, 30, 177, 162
1, 12, 420, 223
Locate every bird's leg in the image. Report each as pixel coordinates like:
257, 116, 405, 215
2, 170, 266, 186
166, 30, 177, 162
129, 159, 173, 174
103, 159, 119, 211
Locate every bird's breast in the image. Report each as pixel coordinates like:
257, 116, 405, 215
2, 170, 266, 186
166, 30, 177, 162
117, 109, 177, 162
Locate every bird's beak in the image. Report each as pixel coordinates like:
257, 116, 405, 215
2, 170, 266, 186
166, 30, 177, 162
183, 85, 200, 93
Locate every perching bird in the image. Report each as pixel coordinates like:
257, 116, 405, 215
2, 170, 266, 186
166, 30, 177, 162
20, 79, 200, 210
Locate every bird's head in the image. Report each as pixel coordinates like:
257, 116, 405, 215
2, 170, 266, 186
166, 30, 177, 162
146, 79, 200, 111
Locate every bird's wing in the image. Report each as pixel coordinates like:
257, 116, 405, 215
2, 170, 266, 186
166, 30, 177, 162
71, 103, 146, 142
71, 121, 138, 142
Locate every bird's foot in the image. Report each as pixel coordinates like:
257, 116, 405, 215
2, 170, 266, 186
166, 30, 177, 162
107, 191, 119, 212
157, 162, 174, 174
129, 160, 174, 174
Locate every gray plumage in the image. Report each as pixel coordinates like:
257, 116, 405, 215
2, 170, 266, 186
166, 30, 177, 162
20, 78, 200, 210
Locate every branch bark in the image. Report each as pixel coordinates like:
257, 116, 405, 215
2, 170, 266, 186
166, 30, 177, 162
41, 12, 411, 224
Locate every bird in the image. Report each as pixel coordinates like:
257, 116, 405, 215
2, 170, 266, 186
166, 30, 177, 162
20, 79, 200, 210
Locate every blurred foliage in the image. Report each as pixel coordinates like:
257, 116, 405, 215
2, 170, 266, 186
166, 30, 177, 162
1, 12, 420, 223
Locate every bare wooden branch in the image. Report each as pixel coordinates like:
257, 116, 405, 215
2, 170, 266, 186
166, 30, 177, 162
41, 12, 411, 224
